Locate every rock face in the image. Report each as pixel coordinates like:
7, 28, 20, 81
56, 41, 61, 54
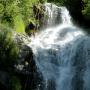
14, 33, 35, 74
33, 4, 45, 24
15, 45, 35, 74
14, 33, 44, 90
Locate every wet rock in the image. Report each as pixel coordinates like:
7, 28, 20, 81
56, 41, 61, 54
13, 33, 44, 90
25, 22, 36, 36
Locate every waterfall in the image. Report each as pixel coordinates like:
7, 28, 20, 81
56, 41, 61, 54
23, 3, 90, 90
43, 3, 72, 27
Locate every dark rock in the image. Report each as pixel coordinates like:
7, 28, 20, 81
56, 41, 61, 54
14, 33, 44, 90
25, 22, 36, 36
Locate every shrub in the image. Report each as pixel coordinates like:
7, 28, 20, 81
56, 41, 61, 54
0, 26, 19, 71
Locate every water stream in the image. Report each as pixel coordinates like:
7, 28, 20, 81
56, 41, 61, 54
23, 3, 90, 90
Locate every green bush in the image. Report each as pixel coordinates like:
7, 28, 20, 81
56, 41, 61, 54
0, 26, 19, 71
0, 0, 39, 33
82, 1, 90, 20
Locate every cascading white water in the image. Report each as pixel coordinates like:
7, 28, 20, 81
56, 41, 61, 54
43, 3, 72, 27
23, 3, 90, 90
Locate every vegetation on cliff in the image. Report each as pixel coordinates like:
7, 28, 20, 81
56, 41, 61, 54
0, 0, 45, 90
0, 0, 46, 33
0, 26, 19, 71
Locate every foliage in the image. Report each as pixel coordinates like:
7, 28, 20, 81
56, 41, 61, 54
0, 0, 40, 33
14, 15, 25, 33
0, 26, 19, 71
0, 3, 4, 17
82, 0, 90, 20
